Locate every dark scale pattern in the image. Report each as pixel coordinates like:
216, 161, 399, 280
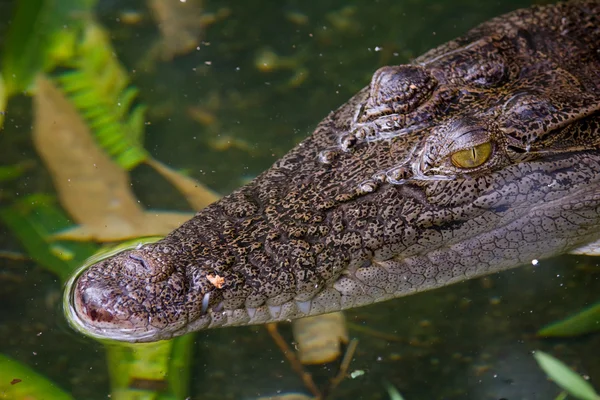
67, 1, 600, 342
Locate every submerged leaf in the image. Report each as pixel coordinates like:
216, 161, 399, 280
1, 0, 95, 96
146, 158, 220, 210
384, 381, 406, 400
106, 334, 195, 400
0, 354, 74, 400
2, 0, 54, 95
538, 302, 600, 337
534, 351, 600, 400
0, 195, 97, 281
0, 74, 5, 129
0, 162, 31, 183
292, 312, 349, 365
33, 76, 192, 241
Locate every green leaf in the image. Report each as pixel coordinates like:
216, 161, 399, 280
533, 350, 600, 400
0, 163, 27, 183
0, 353, 74, 400
384, 381, 406, 400
0, 73, 5, 129
0, 194, 98, 282
106, 335, 195, 400
538, 302, 600, 337
555, 392, 569, 400
1, 0, 97, 96
2, 0, 48, 95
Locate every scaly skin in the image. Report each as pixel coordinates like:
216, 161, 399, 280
65, 0, 600, 342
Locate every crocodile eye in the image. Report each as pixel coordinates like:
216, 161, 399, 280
359, 65, 437, 122
450, 142, 492, 169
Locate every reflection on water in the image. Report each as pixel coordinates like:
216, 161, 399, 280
1, 0, 599, 399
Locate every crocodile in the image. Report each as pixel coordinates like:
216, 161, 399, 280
65, 0, 600, 343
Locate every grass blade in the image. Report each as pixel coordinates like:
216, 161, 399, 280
534, 350, 599, 400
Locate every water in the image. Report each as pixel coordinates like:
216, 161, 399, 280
1, 0, 599, 399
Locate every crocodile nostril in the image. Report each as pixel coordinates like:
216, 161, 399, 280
129, 253, 150, 271
87, 304, 114, 323
77, 288, 115, 323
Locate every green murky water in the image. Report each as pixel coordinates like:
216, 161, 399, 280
1, 0, 599, 399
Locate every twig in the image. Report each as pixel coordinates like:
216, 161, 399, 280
328, 338, 359, 391
266, 323, 322, 399
0, 250, 30, 262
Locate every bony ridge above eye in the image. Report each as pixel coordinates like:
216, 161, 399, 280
450, 142, 492, 169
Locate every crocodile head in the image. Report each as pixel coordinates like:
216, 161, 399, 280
65, 1, 600, 342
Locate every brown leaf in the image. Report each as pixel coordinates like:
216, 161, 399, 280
33, 76, 193, 241
145, 157, 219, 210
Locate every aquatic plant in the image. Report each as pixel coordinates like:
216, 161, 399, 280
534, 350, 600, 400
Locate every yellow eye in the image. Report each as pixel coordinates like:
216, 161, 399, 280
450, 142, 492, 169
